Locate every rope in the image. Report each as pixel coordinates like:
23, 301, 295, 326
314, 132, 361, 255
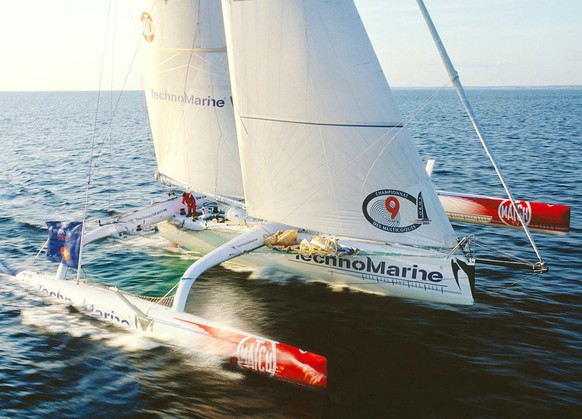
484, 270, 542, 297
473, 240, 532, 266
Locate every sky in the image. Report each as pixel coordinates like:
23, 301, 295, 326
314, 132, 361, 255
1, 0, 581, 91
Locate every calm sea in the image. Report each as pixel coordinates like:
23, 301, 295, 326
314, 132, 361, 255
0, 88, 580, 418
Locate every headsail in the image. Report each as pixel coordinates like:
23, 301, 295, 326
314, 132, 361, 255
137, 0, 243, 199
221, 0, 457, 248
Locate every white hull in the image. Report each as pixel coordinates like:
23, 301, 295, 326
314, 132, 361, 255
10, 270, 327, 388
159, 221, 476, 305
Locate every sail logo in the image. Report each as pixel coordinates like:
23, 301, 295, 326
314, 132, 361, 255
236, 337, 277, 377
141, 12, 155, 43
150, 89, 226, 107
362, 189, 430, 233
498, 199, 531, 227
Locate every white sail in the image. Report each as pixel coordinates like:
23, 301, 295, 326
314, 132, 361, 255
137, 0, 243, 199
222, 0, 457, 248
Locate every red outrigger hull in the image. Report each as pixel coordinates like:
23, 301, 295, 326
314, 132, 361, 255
438, 191, 570, 235
175, 317, 327, 388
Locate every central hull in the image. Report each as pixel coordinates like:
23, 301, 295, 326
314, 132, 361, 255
159, 222, 475, 305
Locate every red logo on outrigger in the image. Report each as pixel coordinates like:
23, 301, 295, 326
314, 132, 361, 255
236, 337, 277, 377
498, 199, 531, 227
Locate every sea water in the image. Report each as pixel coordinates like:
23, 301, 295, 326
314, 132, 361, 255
0, 88, 580, 417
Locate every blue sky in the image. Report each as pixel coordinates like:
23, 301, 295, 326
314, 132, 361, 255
1, 0, 581, 91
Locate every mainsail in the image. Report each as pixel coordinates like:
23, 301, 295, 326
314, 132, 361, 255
137, 0, 243, 199
221, 0, 457, 248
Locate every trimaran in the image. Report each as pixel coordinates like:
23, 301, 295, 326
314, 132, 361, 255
7, 0, 570, 389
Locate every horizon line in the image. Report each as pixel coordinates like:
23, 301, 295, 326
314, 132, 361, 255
1, 84, 581, 94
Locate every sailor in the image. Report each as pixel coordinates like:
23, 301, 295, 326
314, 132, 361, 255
182, 192, 197, 217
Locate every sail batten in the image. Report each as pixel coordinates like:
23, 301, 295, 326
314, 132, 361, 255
222, 0, 457, 248
240, 115, 404, 128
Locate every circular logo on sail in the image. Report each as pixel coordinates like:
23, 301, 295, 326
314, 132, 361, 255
362, 189, 430, 233
141, 12, 155, 43
498, 199, 531, 227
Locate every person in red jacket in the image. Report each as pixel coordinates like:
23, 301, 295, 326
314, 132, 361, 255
182, 192, 197, 217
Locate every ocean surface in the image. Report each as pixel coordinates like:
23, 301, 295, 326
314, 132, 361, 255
0, 88, 580, 418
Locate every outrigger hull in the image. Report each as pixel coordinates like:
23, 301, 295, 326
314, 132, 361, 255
10, 270, 327, 388
159, 222, 476, 306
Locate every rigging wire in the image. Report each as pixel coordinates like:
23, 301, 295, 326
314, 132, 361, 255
415, 0, 545, 267
484, 270, 543, 297
86, 2, 145, 200
107, 3, 117, 213
85, 0, 113, 213
77, 0, 144, 279
472, 239, 532, 266
76, 0, 115, 281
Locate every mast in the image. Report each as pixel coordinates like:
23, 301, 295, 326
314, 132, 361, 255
415, 0, 545, 268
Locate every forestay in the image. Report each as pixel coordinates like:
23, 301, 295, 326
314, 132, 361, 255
137, 0, 243, 198
222, 0, 457, 248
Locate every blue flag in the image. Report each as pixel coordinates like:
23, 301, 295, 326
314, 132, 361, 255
46, 221, 83, 268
